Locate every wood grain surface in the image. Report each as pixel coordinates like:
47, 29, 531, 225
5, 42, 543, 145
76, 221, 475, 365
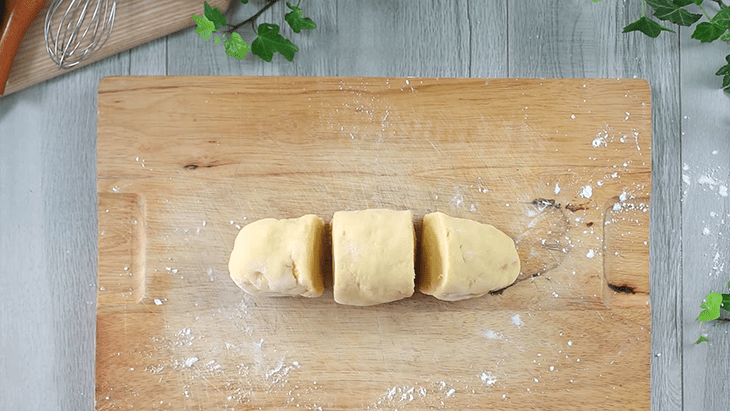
96, 76, 652, 410
1, 0, 231, 95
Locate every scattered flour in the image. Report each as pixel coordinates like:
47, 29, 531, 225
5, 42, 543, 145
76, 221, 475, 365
450, 187, 464, 207
698, 175, 719, 187
484, 330, 506, 341
592, 135, 607, 148
367, 381, 467, 410
480, 372, 497, 386
580, 185, 593, 198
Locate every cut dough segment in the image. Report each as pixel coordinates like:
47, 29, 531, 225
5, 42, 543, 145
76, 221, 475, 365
228, 214, 324, 298
419, 212, 520, 301
332, 209, 415, 306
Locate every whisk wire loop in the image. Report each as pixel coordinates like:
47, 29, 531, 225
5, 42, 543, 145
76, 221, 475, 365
44, 0, 116, 69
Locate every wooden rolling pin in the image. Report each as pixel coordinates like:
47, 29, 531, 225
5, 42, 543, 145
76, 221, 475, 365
0, 0, 45, 95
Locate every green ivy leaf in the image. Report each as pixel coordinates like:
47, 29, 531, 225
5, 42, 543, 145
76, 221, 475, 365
285, 2, 317, 33
204, 1, 227, 29
673, 0, 694, 6
720, 32, 730, 42
695, 336, 709, 344
241, 0, 249, 3
251, 23, 299, 62
698, 292, 723, 322
722, 293, 730, 310
646, 0, 702, 26
712, 7, 730, 29
673, 0, 701, 6
192, 15, 216, 41
623, 16, 674, 38
691, 22, 727, 42
224, 32, 251, 59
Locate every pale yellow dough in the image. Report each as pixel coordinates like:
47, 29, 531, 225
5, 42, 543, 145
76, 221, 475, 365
332, 209, 415, 306
228, 214, 324, 298
418, 212, 520, 301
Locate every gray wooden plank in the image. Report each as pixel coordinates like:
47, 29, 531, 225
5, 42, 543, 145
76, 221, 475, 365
167, 0, 338, 76
335, 0, 470, 77
0, 53, 132, 411
468, 0, 508, 78
167, 0, 477, 78
679, 22, 730, 410
509, 0, 606, 78
166, 0, 509, 79
507, 1, 683, 409
0, 89, 58, 409
130, 38, 168, 75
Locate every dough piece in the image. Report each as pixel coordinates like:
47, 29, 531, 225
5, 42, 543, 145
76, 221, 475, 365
228, 214, 324, 298
419, 212, 520, 301
332, 209, 415, 306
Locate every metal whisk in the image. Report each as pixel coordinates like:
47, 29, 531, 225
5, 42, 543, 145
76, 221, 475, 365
43, 0, 117, 69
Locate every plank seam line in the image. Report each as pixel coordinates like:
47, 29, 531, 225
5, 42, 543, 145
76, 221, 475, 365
677, 24, 684, 411
505, 0, 510, 76
467, 0, 473, 77
165, 36, 169, 76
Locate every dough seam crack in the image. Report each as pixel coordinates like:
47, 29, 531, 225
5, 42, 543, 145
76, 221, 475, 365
290, 260, 299, 283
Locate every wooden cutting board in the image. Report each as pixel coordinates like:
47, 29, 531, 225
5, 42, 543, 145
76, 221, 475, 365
96, 76, 652, 410
1, 0, 230, 96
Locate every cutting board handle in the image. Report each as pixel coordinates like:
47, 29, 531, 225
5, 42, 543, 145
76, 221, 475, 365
98, 192, 146, 304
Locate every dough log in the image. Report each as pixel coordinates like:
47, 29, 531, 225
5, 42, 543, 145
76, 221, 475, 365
228, 214, 324, 298
332, 209, 415, 306
418, 212, 520, 301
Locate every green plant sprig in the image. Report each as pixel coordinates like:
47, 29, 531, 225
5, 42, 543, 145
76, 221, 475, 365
192, 0, 316, 62
695, 281, 730, 344
596, 0, 730, 93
